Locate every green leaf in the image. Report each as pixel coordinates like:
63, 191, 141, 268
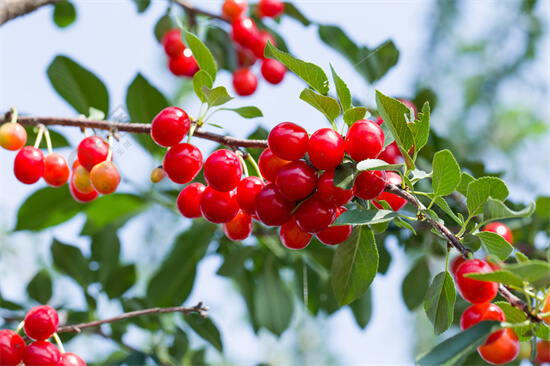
185, 314, 223, 353
431, 149, 461, 199
461, 233, 482, 252
349, 288, 372, 329
331, 227, 378, 306
264, 41, 329, 95
423, 271, 455, 335
380, 120, 396, 149
27, 271, 52, 304
474, 231, 514, 261
484, 198, 536, 222
104, 264, 136, 299
410, 169, 432, 184
169, 328, 189, 361
84, 194, 146, 233
47, 55, 109, 116
126, 73, 169, 124
333, 209, 398, 226
343, 107, 368, 126
402, 258, 431, 310
217, 246, 255, 277
53, 1, 76, 28
91, 226, 120, 285
457, 172, 475, 196
131, 0, 150, 13
330, 64, 351, 111
466, 270, 524, 288
154, 14, 173, 43
356, 158, 403, 172
192, 70, 214, 103
466, 177, 509, 216
375, 90, 414, 152
51, 239, 89, 287
218, 106, 263, 119
515, 251, 530, 263
426, 194, 462, 225
504, 260, 550, 289
333, 161, 357, 190
182, 30, 217, 81
299, 88, 340, 124
282, 2, 311, 26
202, 86, 234, 107
493, 302, 530, 341
409, 102, 430, 152
204, 26, 237, 72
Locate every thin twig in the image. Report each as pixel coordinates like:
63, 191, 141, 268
173, 0, 227, 22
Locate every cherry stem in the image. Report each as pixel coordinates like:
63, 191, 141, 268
187, 122, 197, 144
9, 107, 17, 124
106, 133, 114, 162
43, 127, 53, 154
14, 321, 24, 334
52, 333, 65, 354
236, 153, 249, 178
33, 125, 45, 149
246, 154, 263, 181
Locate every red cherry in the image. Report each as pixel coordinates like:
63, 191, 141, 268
308, 128, 345, 171
455, 259, 498, 304
261, 59, 286, 84
295, 194, 337, 234
90, 161, 120, 195
354, 170, 387, 201
316, 207, 353, 245
372, 172, 407, 211
231, 17, 259, 48
204, 149, 243, 192
222, 0, 248, 20
69, 176, 98, 203
258, 148, 291, 182
317, 170, 354, 206
162, 29, 184, 58
450, 256, 467, 278
477, 328, 519, 365
72, 165, 95, 194
254, 183, 295, 226
257, 0, 285, 18
236, 46, 257, 67
151, 107, 191, 147
43, 153, 70, 187
59, 352, 87, 366
482, 222, 514, 245
24, 305, 59, 341
280, 216, 312, 250
536, 340, 550, 364
163, 143, 203, 184
77, 136, 108, 172
200, 187, 239, 224
378, 141, 403, 164
460, 303, 506, 345
168, 49, 199, 77
233, 68, 257, 96
22, 341, 60, 366
374, 115, 383, 125
14, 146, 44, 184
251, 30, 276, 59
223, 210, 253, 241
268, 122, 308, 161
177, 183, 206, 219
0, 122, 27, 151
237, 176, 265, 215
0, 329, 26, 366
344, 120, 385, 162
276, 160, 317, 201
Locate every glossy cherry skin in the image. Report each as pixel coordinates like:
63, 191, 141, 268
236, 176, 265, 215
261, 59, 286, 84
168, 49, 199, 77
477, 328, 519, 365
223, 210, 253, 241
316, 207, 353, 245
354, 170, 387, 201
0, 122, 27, 151
257, 0, 285, 18
460, 303, 506, 345
308, 128, 345, 171
24, 305, 59, 341
268, 122, 308, 161
77, 136, 109, 171
151, 107, 191, 147
204, 149, 243, 192
482, 222, 514, 245
59, 352, 87, 366
200, 187, 239, 224
162, 29, 184, 58
251, 30, 276, 59
317, 170, 354, 206
258, 148, 291, 182
280, 216, 312, 250
254, 183, 295, 226
163, 143, 203, 184
0, 329, 26, 366
14, 146, 44, 184
372, 172, 407, 211
90, 161, 120, 195
536, 340, 550, 364
22, 341, 60, 366
177, 183, 206, 219
276, 160, 317, 201
450, 256, 467, 278
295, 194, 337, 234
378, 141, 402, 164
233, 68, 258, 96
344, 120, 385, 162
43, 153, 70, 187
222, 0, 248, 20
231, 17, 259, 48
455, 259, 498, 304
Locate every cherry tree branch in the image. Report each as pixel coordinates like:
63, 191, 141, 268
0, 0, 59, 25
173, 0, 228, 22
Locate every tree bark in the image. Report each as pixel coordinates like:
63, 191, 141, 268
0, 0, 59, 26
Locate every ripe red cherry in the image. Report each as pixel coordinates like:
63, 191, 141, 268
168, 49, 199, 77
450, 256, 467, 277
90, 161, 120, 195
177, 183, 206, 219
24, 305, 59, 341
237, 176, 265, 215
482, 222, 514, 245
374, 115, 383, 125
316, 207, 353, 245
477, 328, 519, 365
317, 170, 354, 206
43, 153, 70, 187
162, 29, 184, 58
308, 128, 345, 171
344, 120, 385, 162
59, 352, 87, 366
200, 187, 239, 224
0, 329, 26, 366
163, 143, 203, 184
236, 46, 257, 67
257, 0, 285, 18
460, 303, 506, 345
222, 0, 248, 20
536, 340, 550, 364
455, 259, 498, 304
268, 122, 308, 161
372, 172, 407, 211
231, 17, 259, 48
0, 122, 27, 151
280, 216, 312, 250
151, 107, 191, 147
233, 68, 258, 96
254, 183, 295, 226
22, 341, 60, 366
261, 59, 286, 84
378, 141, 403, 164
354, 170, 387, 201
14, 146, 44, 184
77, 136, 108, 172
223, 210, 253, 241
204, 149, 243, 192
251, 30, 276, 59
276, 160, 317, 201
295, 194, 337, 234
258, 148, 291, 182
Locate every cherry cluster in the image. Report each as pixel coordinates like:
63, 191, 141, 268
0, 305, 85, 366
162, 28, 199, 78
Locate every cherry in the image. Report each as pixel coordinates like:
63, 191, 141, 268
258, 147, 291, 182
268, 122, 308, 161
276, 160, 317, 201
308, 128, 345, 171
77, 136, 108, 172
450, 256, 467, 278
200, 187, 239, 224
22, 341, 60, 366
455, 259, 498, 304
59, 352, 87, 366
150, 107, 191, 147
257, 0, 285, 18
223, 210, 253, 241
261, 59, 286, 84
177, 183, 206, 219
236, 46, 257, 67
354, 170, 387, 201
72, 165, 95, 194
90, 161, 120, 195
222, 0, 248, 21
237, 176, 265, 215
378, 141, 402, 164
460, 303, 506, 345
372, 172, 407, 211
163, 143, 203, 184
344, 119, 385, 162
43, 153, 70, 187
251, 30, 276, 59
295, 194, 337, 234
24, 305, 59, 341
0, 122, 27, 151
477, 328, 519, 365
231, 17, 259, 48
168, 49, 199, 77
316, 207, 353, 245
536, 340, 550, 364
69, 176, 98, 203
204, 149, 243, 192
482, 222, 514, 245
254, 183, 295, 226
0, 329, 26, 366
150, 166, 166, 183
317, 170, 354, 206
162, 29, 184, 58
233, 68, 258, 96
14, 146, 44, 184
280, 216, 312, 250
374, 115, 383, 125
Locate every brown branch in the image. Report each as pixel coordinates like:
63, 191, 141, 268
0, 0, 60, 25
173, 0, 228, 22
